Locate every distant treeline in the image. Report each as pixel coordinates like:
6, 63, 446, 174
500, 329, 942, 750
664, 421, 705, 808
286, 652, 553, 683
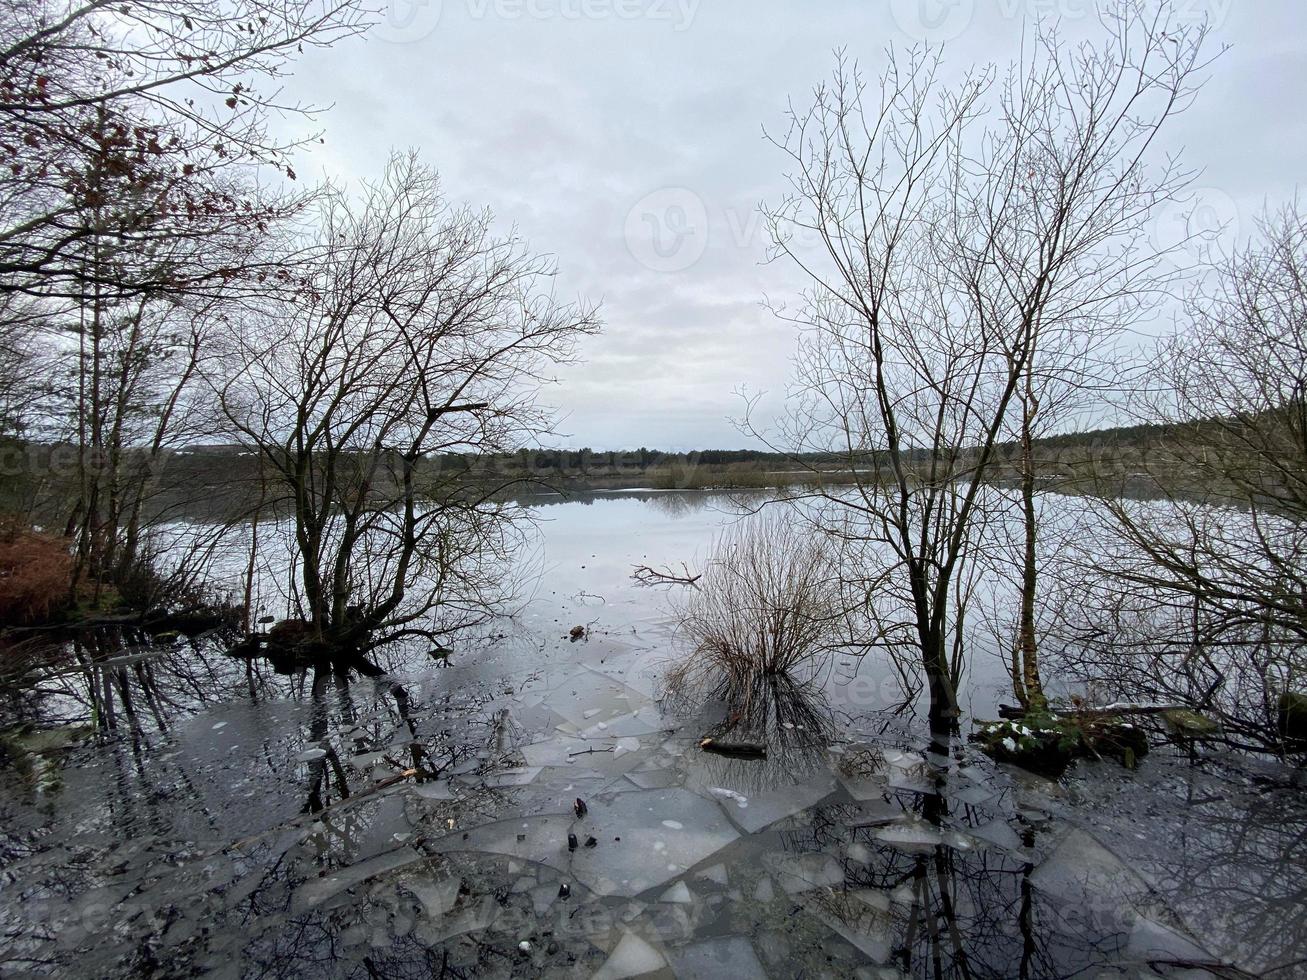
0, 415, 1194, 503
0, 414, 1221, 532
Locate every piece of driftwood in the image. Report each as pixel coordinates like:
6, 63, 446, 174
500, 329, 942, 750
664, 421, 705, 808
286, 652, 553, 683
698, 737, 767, 760
998, 701, 1190, 720
631, 563, 701, 587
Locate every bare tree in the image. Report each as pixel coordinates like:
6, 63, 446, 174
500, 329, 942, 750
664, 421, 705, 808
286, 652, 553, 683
216, 152, 600, 661
0, 293, 48, 441
52, 288, 228, 603
1071, 204, 1307, 749
751, 6, 1213, 739
0, 0, 368, 302
0, 0, 374, 618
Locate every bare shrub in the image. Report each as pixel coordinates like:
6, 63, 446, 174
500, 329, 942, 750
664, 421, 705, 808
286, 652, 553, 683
0, 524, 72, 626
668, 511, 842, 712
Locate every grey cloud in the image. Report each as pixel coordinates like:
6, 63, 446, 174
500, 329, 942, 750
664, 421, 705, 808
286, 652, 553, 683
275, 0, 1305, 449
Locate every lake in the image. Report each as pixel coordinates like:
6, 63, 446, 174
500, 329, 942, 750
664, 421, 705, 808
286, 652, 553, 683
0, 491, 1303, 978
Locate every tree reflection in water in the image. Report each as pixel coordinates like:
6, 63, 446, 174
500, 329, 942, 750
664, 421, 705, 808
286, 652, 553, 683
2, 626, 1303, 978
691, 672, 837, 794
0, 630, 551, 978
782, 745, 1273, 979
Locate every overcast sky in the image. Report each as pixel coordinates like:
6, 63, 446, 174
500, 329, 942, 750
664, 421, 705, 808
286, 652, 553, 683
276, 0, 1306, 450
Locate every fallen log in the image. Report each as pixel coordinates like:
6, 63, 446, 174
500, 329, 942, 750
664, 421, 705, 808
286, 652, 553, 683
699, 737, 767, 760
998, 701, 1191, 720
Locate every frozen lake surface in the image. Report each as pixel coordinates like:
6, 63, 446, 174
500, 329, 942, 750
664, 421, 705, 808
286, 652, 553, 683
1, 492, 1303, 978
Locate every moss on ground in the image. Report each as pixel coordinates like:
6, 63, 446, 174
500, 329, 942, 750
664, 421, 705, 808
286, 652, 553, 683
971, 713, 1149, 779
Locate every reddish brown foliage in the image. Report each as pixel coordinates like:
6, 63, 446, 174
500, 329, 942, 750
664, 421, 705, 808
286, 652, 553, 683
0, 523, 71, 626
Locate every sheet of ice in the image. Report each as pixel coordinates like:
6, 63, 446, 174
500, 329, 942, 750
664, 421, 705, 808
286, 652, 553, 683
1029, 828, 1157, 912
765, 852, 845, 894
886, 769, 936, 795
940, 829, 981, 852
874, 820, 942, 852
432, 814, 568, 869
707, 787, 748, 808
852, 889, 892, 913
566, 788, 741, 897
625, 769, 682, 790
845, 799, 903, 829
1126, 915, 1214, 963
659, 881, 693, 904
521, 739, 587, 767
403, 876, 461, 918
696, 864, 729, 886
434, 788, 739, 899
295, 747, 328, 763
480, 766, 543, 788
612, 737, 643, 758
353, 793, 414, 858
292, 847, 425, 911
530, 882, 560, 917
838, 772, 888, 802
423, 895, 502, 945
717, 772, 838, 834
580, 706, 666, 739
814, 900, 893, 963
847, 842, 872, 865
969, 818, 1022, 852
667, 937, 768, 980
410, 780, 455, 801
880, 749, 921, 768
949, 781, 1000, 808
593, 931, 667, 980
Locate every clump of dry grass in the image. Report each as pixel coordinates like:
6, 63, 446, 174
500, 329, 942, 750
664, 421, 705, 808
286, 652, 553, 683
667, 511, 843, 712
0, 523, 72, 626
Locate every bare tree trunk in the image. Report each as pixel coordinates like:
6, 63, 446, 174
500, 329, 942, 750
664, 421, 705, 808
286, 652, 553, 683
1017, 377, 1045, 711
242, 479, 266, 636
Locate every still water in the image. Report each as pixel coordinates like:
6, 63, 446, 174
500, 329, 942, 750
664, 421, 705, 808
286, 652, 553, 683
0, 492, 1303, 978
